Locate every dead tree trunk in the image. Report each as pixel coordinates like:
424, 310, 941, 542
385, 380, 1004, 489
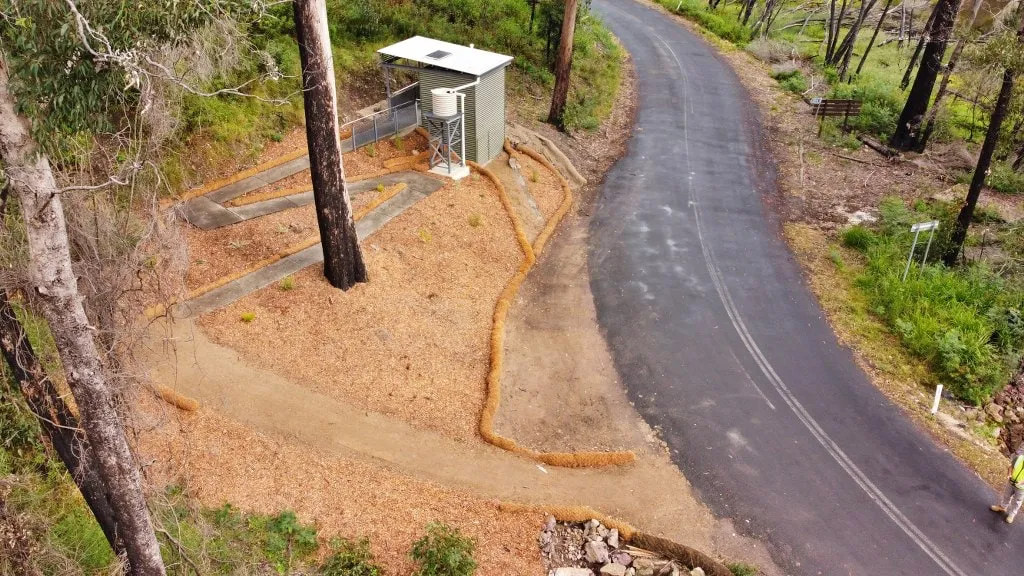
856, 0, 895, 76
918, 0, 985, 149
900, 5, 939, 90
944, 11, 1024, 265
832, 0, 879, 77
548, 0, 579, 128
890, 0, 962, 150
0, 64, 165, 576
293, 0, 367, 290
0, 290, 124, 558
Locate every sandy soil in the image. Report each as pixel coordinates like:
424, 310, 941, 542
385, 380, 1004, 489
137, 403, 544, 575
195, 170, 527, 442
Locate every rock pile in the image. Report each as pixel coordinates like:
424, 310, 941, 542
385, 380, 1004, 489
540, 517, 706, 576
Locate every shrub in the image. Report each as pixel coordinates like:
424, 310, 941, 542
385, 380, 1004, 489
777, 71, 808, 94
842, 225, 875, 251
662, 0, 753, 44
410, 523, 476, 576
319, 538, 382, 576
747, 38, 797, 63
830, 72, 903, 136
240, 312, 256, 323
467, 214, 483, 227
987, 162, 1024, 194
279, 276, 296, 291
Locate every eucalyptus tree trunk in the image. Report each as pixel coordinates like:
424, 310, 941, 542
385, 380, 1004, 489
944, 10, 1024, 265
0, 290, 124, 559
549, 0, 579, 128
293, 0, 367, 289
918, 0, 985, 149
832, 0, 879, 78
890, 0, 962, 150
0, 64, 165, 576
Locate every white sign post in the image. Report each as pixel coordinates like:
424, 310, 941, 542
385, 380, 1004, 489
931, 384, 944, 414
903, 220, 940, 281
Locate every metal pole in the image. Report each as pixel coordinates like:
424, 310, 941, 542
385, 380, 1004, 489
920, 228, 936, 270
372, 115, 378, 143
458, 93, 467, 168
903, 229, 921, 281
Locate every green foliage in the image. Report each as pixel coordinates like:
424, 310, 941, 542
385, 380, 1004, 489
279, 276, 296, 291
830, 72, 903, 136
319, 538, 382, 576
987, 162, 1024, 195
852, 198, 1024, 404
561, 15, 623, 131
658, 0, 752, 44
410, 523, 477, 576
240, 311, 256, 323
774, 69, 808, 94
727, 562, 759, 576
842, 225, 875, 251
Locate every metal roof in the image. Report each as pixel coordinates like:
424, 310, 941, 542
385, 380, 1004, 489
378, 36, 513, 77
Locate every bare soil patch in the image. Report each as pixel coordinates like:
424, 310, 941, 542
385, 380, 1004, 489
137, 403, 544, 576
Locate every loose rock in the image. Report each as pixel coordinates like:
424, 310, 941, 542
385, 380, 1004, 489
607, 528, 620, 548
633, 558, 655, 576
611, 551, 633, 566
554, 568, 595, 576
600, 563, 628, 576
689, 569, 706, 576
585, 540, 610, 564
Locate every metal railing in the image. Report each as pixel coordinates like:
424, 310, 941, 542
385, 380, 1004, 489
340, 99, 420, 152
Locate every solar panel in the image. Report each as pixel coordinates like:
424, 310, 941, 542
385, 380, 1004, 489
426, 50, 451, 59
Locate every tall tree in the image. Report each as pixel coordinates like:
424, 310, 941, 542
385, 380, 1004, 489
0, 290, 124, 559
0, 61, 166, 576
890, 0, 963, 150
855, 0, 895, 76
944, 9, 1024, 265
293, 0, 367, 289
918, 0, 986, 148
549, 0, 579, 128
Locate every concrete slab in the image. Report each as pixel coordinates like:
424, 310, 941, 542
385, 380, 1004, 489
207, 156, 311, 204
230, 191, 314, 220
179, 197, 243, 230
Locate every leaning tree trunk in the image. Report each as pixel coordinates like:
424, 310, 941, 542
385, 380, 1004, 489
900, 5, 938, 90
855, 0, 895, 76
0, 65, 165, 576
834, 0, 880, 77
548, 0, 579, 128
890, 0, 962, 150
293, 0, 367, 290
918, 0, 985, 149
944, 10, 1024, 265
0, 290, 124, 559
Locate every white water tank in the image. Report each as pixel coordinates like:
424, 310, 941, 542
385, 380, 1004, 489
431, 88, 459, 117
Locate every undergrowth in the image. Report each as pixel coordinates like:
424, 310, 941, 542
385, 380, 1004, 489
847, 198, 1024, 405
410, 522, 477, 576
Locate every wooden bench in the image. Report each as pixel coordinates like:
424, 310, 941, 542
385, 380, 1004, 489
807, 98, 862, 136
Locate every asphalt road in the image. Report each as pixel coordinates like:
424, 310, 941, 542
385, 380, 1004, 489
588, 1, 1021, 573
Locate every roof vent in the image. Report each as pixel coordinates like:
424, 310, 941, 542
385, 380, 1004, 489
426, 50, 451, 60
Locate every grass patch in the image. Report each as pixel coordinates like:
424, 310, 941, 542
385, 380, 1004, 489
727, 562, 759, 576
656, 0, 753, 44
279, 276, 296, 291
319, 538, 382, 576
240, 311, 256, 323
987, 162, 1024, 195
467, 214, 483, 227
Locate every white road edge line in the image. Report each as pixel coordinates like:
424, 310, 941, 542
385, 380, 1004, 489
646, 26, 968, 576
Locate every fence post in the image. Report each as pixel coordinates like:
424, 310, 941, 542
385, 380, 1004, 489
373, 115, 378, 143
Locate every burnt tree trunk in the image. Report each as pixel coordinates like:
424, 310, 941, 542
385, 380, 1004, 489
900, 5, 938, 90
855, 0, 895, 76
0, 64, 165, 576
833, 0, 879, 77
890, 0, 962, 150
918, 0, 985, 149
548, 0, 579, 128
293, 0, 367, 290
944, 11, 1024, 265
0, 291, 124, 558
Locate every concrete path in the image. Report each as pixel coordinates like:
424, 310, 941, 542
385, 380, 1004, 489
175, 172, 443, 318
181, 170, 430, 231
145, 316, 716, 548
588, 1, 1015, 575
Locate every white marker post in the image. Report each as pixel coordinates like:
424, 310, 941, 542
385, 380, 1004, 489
931, 384, 943, 414
904, 220, 941, 281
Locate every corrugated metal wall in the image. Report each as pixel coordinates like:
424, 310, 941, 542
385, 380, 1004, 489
473, 69, 506, 164
417, 66, 507, 164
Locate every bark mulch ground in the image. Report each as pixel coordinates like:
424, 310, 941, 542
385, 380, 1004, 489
194, 166, 562, 442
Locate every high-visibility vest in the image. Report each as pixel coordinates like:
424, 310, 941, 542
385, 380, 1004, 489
1013, 455, 1024, 487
